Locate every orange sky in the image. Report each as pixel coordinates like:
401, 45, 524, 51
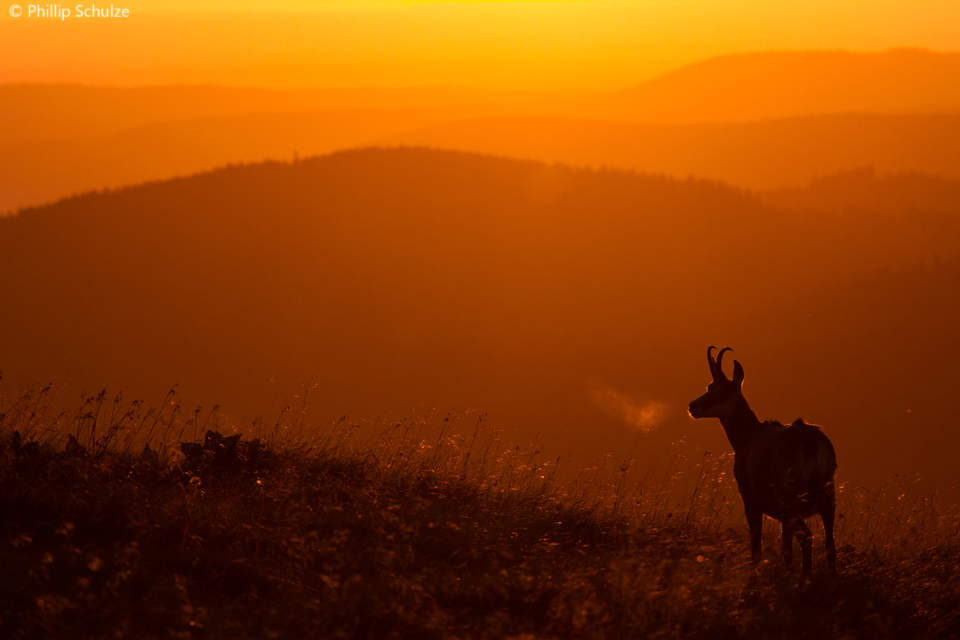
2, 0, 960, 89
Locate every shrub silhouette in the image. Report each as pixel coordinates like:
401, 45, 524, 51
180, 429, 262, 475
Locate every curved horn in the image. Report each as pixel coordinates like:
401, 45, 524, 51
707, 345, 717, 379
715, 347, 733, 380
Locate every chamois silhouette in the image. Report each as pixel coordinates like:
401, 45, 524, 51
688, 347, 837, 575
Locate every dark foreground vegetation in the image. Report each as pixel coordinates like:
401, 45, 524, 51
1, 387, 958, 639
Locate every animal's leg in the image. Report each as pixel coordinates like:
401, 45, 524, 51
746, 507, 763, 565
781, 520, 794, 570
819, 484, 837, 575
788, 514, 813, 576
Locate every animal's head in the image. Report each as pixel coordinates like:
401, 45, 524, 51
688, 346, 744, 420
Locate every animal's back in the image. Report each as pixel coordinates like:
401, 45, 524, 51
788, 418, 837, 481
775, 419, 836, 516
734, 420, 836, 519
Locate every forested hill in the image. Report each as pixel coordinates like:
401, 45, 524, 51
2, 147, 959, 490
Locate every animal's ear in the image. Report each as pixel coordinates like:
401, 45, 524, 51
732, 360, 744, 388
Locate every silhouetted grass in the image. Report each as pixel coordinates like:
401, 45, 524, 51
1, 385, 958, 639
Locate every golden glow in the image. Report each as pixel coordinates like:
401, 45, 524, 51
2, 1, 960, 88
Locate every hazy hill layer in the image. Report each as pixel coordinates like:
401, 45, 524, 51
594, 48, 960, 123
759, 168, 960, 215
5, 49, 957, 146
5, 49, 960, 214
382, 113, 960, 191
0, 84, 532, 148
1, 148, 959, 492
6, 111, 960, 214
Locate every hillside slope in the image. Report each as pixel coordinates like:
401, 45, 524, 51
0, 105, 500, 215
1, 148, 959, 488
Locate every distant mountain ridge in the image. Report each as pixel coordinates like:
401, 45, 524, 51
0, 84, 526, 147
3, 48, 960, 212
0, 105, 503, 214
596, 48, 960, 122
382, 112, 960, 190
5, 49, 958, 144
4, 111, 960, 215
